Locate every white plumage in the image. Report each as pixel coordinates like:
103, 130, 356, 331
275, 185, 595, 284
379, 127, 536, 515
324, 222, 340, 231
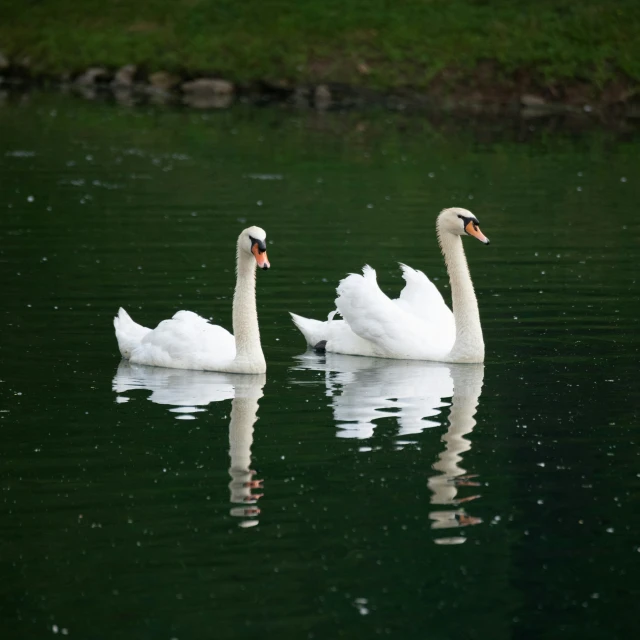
114, 226, 270, 374
291, 208, 489, 363
114, 308, 237, 370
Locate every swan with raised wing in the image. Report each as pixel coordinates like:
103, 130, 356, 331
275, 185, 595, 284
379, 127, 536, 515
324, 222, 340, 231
291, 208, 489, 363
114, 226, 270, 374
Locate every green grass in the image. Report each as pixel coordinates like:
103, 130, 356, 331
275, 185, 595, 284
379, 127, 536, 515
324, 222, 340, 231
1, 0, 640, 89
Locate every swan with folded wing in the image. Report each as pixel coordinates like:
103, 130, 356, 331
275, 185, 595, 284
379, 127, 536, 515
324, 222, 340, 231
114, 226, 270, 374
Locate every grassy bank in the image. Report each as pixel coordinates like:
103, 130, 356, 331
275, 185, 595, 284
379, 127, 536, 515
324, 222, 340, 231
2, 0, 640, 92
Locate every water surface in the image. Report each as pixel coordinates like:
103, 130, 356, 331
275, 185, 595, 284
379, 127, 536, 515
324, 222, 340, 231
1, 94, 639, 639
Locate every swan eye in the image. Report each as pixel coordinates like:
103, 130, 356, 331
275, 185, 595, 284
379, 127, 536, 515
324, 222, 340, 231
249, 236, 267, 253
457, 215, 479, 233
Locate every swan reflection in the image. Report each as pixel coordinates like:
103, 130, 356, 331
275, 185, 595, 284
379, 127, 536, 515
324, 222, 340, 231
427, 363, 484, 544
293, 353, 484, 543
294, 352, 455, 439
113, 362, 266, 527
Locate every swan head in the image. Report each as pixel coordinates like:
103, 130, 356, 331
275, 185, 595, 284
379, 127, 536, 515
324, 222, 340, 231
438, 208, 490, 245
240, 226, 270, 270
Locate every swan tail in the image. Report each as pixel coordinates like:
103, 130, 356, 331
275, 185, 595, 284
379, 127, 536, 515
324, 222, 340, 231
114, 307, 151, 359
289, 312, 330, 349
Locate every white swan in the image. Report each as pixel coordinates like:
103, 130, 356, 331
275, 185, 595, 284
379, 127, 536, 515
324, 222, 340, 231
290, 208, 489, 363
114, 226, 270, 374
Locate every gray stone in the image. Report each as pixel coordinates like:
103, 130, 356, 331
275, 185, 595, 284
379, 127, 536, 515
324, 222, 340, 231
148, 71, 180, 91
182, 78, 234, 96
112, 65, 137, 87
292, 86, 311, 108
520, 94, 546, 107
75, 67, 109, 86
314, 84, 332, 110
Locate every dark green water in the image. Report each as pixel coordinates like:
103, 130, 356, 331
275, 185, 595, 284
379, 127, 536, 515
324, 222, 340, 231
1, 94, 639, 640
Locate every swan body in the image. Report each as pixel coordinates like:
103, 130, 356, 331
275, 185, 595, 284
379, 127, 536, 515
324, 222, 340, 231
114, 226, 270, 374
291, 208, 489, 363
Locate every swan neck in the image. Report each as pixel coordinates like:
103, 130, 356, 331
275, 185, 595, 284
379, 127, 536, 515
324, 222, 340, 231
231, 248, 265, 371
439, 231, 484, 362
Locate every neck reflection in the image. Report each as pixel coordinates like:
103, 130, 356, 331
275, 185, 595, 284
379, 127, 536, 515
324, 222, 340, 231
112, 362, 266, 528
293, 354, 485, 542
427, 364, 484, 545
227, 386, 264, 527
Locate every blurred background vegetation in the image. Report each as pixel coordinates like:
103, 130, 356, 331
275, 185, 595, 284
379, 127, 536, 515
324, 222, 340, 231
1, 0, 639, 90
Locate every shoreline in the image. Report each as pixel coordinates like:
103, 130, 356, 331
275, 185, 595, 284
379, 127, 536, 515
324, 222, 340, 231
2, 0, 639, 121
2, 63, 640, 123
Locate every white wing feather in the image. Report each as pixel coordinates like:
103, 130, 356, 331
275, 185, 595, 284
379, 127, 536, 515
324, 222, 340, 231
117, 309, 236, 371
291, 263, 455, 360
393, 264, 453, 326
335, 265, 455, 359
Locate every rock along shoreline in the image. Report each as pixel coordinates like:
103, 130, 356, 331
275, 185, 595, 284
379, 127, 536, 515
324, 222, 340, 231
1, 59, 640, 123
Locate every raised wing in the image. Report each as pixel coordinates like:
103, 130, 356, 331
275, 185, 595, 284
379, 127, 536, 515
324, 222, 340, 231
393, 264, 455, 336
335, 265, 454, 361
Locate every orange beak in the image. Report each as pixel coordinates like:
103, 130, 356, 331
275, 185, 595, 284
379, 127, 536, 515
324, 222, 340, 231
251, 243, 270, 269
465, 220, 490, 245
